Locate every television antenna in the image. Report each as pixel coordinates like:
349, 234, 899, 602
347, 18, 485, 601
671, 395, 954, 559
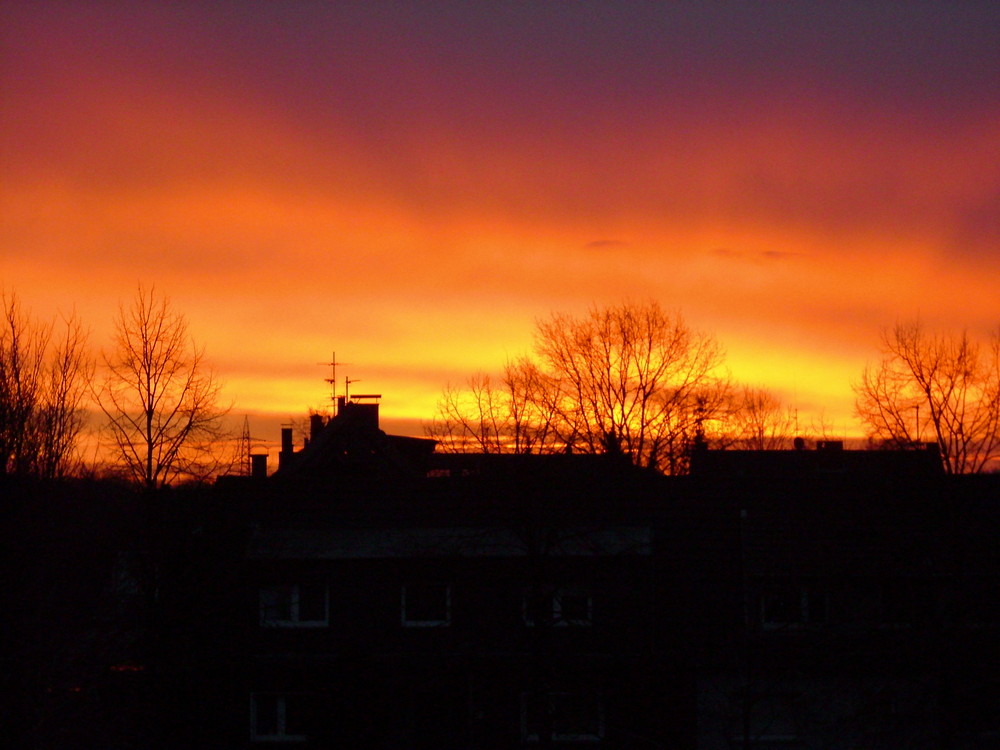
317, 352, 350, 404
345, 376, 361, 401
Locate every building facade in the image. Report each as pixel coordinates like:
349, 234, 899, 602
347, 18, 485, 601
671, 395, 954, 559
203, 404, 1000, 748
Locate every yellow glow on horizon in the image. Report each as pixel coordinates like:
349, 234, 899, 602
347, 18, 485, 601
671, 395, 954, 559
6, 186, 993, 443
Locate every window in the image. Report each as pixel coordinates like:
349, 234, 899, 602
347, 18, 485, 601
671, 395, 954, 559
556, 591, 594, 626
732, 692, 803, 747
401, 583, 451, 627
522, 691, 605, 743
524, 589, 593, 627
760, 587, 826, 630
259, 584, 328, 627
251, 693, 309, 742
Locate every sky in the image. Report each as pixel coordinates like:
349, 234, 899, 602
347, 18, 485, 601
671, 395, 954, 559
2, 1, 998, 443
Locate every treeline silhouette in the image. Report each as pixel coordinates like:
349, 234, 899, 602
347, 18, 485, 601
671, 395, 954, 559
426, 302, 1000, 474
3, 290, 999, 481
1, 286, 230, 486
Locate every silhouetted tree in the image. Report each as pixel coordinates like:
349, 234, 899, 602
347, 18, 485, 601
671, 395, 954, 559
0, 292, 45, 476
97, 285, 230, 488
426, 358, 561, 454
726, 386, 797, 450
32, 312, 93, 477
428, 302, 728, 473
0, 292, 92, 477
536, 302, 729, 472
855, 321, 1000, 473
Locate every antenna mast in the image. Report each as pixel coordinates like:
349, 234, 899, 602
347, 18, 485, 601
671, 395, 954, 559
318, 352, 350, 407
345, 376, 361, 402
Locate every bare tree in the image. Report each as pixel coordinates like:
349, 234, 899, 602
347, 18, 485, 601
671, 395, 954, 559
97, 285, 230, 488
32, 313, 94, 478
855, 321, 1000, 474
0, 292, 48, 476
426, 358, 562, 455
0, 293, 93, 478
428, 302, 728, 473
726, 386, 797, 451
534, 302, 728, 472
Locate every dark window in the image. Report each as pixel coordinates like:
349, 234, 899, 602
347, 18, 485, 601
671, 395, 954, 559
732, 691, 803, 747
259, 585, 328, 627
524, 588, 593, 627
260, 586, 294, 623
557, 592, 593, 626
522, 691, 604, 742
252, 693, 309, 741
402, 583, 451, 626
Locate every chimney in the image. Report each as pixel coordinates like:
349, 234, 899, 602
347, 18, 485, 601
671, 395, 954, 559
343, 394, 382, 431
278, 427, 294, 471
251, 453, 268, 479
310, 413, 325, 441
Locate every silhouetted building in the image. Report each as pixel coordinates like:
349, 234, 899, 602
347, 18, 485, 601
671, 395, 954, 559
11, 399, 998, 748
203, 402, 1000, 748
229, 398, 681, 747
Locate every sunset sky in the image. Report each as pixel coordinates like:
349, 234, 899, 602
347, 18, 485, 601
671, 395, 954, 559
2, 2, 998, 443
